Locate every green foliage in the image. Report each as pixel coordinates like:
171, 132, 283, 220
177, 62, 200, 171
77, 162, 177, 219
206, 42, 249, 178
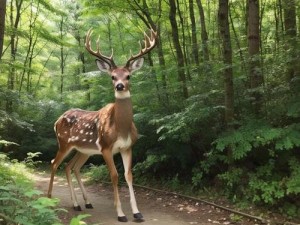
212, 120, 300, 161
133, 154, 169, 180
286, 158, 300, 195
218, 168, 244, 191
85, 164, 110, 183
150, 92, 222, 143
164, 174, 182, 191
0, 153, 96, 225
0, 153, 63, 225
23, 152, 42, 168
248, 171, 285, 204
191, 167, 203, 188
38, 0, 67, 16
69, 214, 92, 225
0, 139, 19, 146
194, 118, 300, 217
1, 98, 64, 161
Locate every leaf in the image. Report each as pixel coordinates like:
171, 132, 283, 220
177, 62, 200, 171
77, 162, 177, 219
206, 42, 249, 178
70, 214, 90, 225
0, 186, 10, 191
0, 140, 20, 146
25, 189, 43, 198
34, 197, 60, 207
232, 141, 252, 160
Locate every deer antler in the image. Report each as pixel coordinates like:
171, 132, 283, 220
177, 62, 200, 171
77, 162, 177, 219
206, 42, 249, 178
125, 29, 158, 68
85, 28, 117, 68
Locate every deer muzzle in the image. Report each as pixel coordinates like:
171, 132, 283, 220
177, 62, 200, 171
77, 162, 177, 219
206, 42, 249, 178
115, 83, 125, 91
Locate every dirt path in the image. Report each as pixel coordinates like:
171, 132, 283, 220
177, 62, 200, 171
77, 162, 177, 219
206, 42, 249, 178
34, 172, 258, 225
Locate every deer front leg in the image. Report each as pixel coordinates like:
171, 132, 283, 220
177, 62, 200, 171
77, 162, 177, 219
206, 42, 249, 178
102, 149, 127, 222
121, 149, 143, 221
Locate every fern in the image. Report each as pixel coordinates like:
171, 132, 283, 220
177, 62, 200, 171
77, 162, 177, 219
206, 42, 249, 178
200, 119, 300, 212
212, 120, 300, 161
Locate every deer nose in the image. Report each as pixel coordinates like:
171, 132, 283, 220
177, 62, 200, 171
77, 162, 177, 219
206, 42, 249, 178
115, 83, 125, 91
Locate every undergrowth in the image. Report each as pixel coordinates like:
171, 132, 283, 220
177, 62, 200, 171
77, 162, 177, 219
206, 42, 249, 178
0, 152, 92, 225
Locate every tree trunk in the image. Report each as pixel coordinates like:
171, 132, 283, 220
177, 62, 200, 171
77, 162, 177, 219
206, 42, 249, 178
176, 0, 191, 81
19, 1, 39, 94
248, 0, 263, 114
157, 14, 169, 107
274, 1, 280, 52
169, 0, 188, 98
7, 0, 23, 113
283, 0, 299, 85
156, 0, 169, 107
229, 3, 246, 72
59, 16, 67, 102
189, 0, 200, 66
218, 0, 234, 124
0, 0, 6, 60
196, 0, 209, 61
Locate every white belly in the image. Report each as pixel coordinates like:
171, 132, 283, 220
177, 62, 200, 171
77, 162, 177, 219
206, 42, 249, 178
74, 136, 131, 156
76, 146, 102, 155
112, 136, 132, 155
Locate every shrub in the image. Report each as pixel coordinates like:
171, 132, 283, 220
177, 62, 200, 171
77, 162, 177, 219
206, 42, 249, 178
85, 164, 110, 183
0, 153, 63, 225
192, 119, 300, 217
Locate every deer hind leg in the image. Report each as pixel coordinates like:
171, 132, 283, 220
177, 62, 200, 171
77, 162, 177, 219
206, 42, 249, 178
72, 152, 92, 209
48, 146, 72, 198
121, 149, 143, 221
102, 149, 127, 222
65, 152, 82, 211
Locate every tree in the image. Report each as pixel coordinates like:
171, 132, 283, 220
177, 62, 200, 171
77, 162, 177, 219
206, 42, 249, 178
248, 0, 263, 114
282, 0, 299, 88
218, 0, 234, 124
0, 0, 6, 60
59, 15, 68, 102
195, 0, 209, 61
19, 0, 40, 94
189, 0, 200, 66
156, 1, 169, 106
6, 0, 24, 113
169, 0, 188, 98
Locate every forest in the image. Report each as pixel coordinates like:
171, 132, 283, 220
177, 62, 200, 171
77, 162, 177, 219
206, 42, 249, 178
0, 0, 300, 221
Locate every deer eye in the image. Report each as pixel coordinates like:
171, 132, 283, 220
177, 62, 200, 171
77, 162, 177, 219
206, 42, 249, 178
111, 76, 116, 80
126, 75, 130, 80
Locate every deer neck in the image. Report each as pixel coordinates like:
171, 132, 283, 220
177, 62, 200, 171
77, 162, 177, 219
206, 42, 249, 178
114, 91, 133, 138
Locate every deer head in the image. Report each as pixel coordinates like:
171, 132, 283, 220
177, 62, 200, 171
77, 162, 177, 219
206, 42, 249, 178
85, 28, 157, 96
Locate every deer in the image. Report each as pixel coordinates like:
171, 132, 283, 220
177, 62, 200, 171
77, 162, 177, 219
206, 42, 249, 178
47, 28, 157, 222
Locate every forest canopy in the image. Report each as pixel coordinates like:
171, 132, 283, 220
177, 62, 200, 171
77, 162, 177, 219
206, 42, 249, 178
0, 0, 300, 218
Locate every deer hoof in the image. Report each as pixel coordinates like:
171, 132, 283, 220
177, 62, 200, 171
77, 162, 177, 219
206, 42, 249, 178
118, 216, 128, 222
73, 205, 82, 211
133, 213, 144, 222
85, 203, 93, 209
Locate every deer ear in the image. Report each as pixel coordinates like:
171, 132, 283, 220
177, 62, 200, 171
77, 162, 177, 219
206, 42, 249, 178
129, 57, 144, 72
96, 59, 111, 73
